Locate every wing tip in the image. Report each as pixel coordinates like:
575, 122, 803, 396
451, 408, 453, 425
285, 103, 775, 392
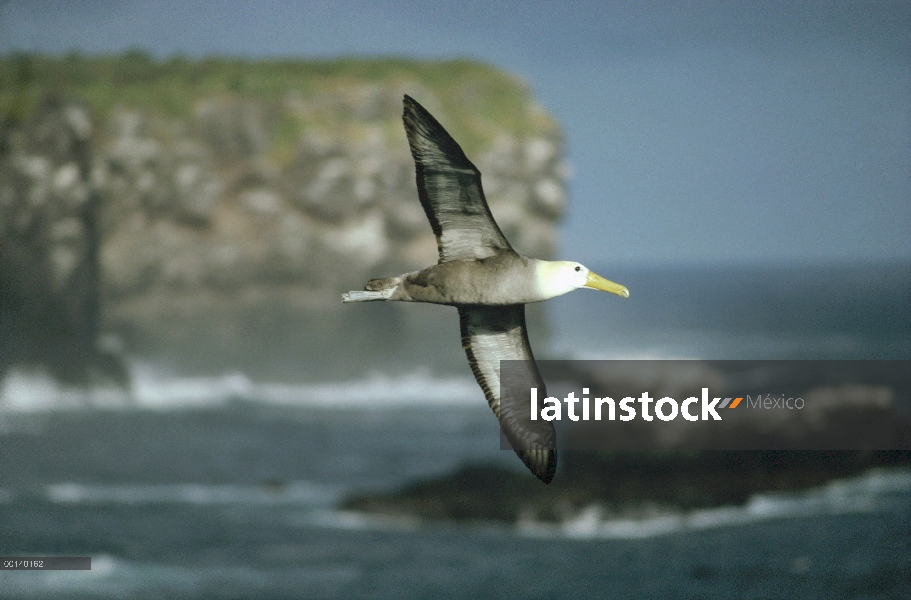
402, 94, 426, 117
401, 95, 470, 164
402, 94, 428, 132
519, 447, 557, 484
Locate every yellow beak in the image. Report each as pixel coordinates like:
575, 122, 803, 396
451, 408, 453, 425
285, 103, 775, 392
585, 271, 630, 298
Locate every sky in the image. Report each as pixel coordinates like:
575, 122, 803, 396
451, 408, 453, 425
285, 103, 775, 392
1, 0, 909, 266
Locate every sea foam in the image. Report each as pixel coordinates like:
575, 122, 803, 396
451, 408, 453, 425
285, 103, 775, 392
0, 363, 481, 412
517, 468, 911, 540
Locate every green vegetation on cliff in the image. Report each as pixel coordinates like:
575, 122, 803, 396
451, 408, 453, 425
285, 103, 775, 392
0, 52, 558, 159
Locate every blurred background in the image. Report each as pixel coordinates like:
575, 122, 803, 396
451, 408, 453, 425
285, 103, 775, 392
0, 1, 909, 598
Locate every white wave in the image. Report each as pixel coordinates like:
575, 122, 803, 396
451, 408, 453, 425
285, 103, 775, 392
254, 371, 481, 409
0, 363, 482, 412
302, 509, 422, 532
43, 481, 339, 507
518, 468, 911, 540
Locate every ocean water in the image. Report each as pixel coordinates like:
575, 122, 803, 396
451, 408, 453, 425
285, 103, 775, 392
1, 262, 910, 599
546, 261, 911, 361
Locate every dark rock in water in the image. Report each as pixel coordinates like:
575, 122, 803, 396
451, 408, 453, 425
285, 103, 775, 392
343, 464, 543, 522
343, 361, 911, 524
341, 451, 911, 524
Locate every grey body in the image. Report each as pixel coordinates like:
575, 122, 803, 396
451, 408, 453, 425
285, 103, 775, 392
385, 255, 544, 306
344, 95, 557, 483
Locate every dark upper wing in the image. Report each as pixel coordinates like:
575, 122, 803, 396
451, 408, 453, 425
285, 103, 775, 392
459, 305, 556, 483
403, 95, 514, 263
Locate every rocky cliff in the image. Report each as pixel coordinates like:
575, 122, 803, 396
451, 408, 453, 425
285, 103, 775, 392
0, 56, 568, 381
0, 99, 126, 384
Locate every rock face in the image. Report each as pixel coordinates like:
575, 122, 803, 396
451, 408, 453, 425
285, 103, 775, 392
0, 58, 568, 381
0, 100, 125, 384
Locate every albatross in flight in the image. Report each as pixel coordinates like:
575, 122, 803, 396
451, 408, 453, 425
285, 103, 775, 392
343, 95, 629, 483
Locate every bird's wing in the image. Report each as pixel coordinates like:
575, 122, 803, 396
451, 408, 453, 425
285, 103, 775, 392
403, 95, 515, 263
459, 305, 557, 483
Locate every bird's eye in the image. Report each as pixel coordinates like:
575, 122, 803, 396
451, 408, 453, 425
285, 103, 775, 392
574, 266, 581, 272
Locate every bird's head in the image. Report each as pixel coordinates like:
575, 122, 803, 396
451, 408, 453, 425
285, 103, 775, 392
535, 261, 629, 300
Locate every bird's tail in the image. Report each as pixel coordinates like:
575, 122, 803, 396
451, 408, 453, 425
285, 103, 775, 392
342, 277, 401, 303
342, 289, 395, 302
